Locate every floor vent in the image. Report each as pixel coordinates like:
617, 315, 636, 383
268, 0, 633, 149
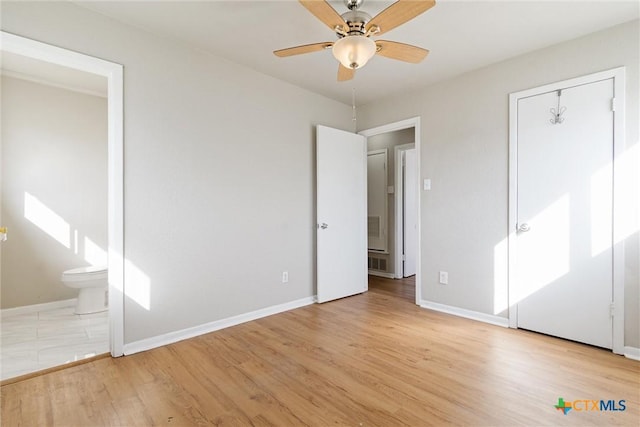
368, 256, 387, 272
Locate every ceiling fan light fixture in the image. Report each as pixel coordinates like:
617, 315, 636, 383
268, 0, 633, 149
332, 35, 376, 69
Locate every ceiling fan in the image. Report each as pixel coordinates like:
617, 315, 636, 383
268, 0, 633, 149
274, 0, 435, 81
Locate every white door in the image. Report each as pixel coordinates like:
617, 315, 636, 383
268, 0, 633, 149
317, 125, 367, 303
515, 79, 614, 349
403, 149, 418, 277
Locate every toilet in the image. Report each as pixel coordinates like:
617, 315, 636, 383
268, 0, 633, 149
61, 266, 108, 314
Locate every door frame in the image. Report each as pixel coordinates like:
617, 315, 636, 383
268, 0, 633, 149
394, 143, 416, 279
360, 117, 422, 305
508, 67, 626, 354
1, 31, 125, 356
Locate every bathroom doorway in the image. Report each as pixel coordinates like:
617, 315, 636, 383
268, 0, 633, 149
0, 32, 124, 382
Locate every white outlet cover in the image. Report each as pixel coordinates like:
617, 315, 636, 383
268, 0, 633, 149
439, 271, 448, 284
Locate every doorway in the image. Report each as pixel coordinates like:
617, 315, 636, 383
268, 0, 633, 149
508, 68, 625, 354
360, 117, 422, 305
0, 32, 125, 363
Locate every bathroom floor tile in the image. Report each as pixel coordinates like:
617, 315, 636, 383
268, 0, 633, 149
0, 303, 109, 381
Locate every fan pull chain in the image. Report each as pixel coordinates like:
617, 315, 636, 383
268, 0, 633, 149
352, 87, 357, 132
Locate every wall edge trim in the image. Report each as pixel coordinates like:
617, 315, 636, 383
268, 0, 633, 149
419, 299, 509, 328
123, 296, 315, 355
368, 271, 395, 279
624, 346, 640, 361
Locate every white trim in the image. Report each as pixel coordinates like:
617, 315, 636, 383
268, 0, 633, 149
1, 32, 125, 357
508, 67, 626, 355
624, 346, 640, 361
359, 118, 420, 138
394, 143, 416, 279
360, 117, 421, 305
0, 299, 76, 317
368, 270, 395, 279
611, 68, 626, 355
420, 300, 509, 328
124, 297, 315, 355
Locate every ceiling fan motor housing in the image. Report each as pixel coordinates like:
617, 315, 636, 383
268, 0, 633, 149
339, 10, 372, 36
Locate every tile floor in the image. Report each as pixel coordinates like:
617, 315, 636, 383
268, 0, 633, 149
1, 305, 108, 381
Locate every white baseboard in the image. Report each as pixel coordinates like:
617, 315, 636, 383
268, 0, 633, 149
1, 298, 77, 317
124, 296, 315, 356
368, 271, 395, 279
624, 346, 640, 361
420, 299, 509, 328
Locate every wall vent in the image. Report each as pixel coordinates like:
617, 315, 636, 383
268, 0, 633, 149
367, 256, 387, 272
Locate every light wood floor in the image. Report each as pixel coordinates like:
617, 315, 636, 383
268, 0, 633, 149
2, 276, 638, 426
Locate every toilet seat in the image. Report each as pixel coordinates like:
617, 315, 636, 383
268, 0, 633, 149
61, 266, 108, 282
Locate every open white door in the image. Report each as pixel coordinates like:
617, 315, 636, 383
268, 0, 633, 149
403, 149, 418, 277
317, 125, 367, 303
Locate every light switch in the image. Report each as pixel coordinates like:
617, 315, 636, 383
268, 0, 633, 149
387, 186, 394, 194
423, 179, 431, 190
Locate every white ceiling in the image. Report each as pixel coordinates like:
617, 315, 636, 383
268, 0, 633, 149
71, 0, 638, 105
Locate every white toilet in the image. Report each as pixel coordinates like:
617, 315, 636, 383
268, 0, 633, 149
61, 266, 108, 314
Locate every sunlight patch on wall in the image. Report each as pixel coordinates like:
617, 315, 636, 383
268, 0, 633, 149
513, 194, 571, 304
24, 192, 70, 248
125, 259, 151, 311
84, 236, 107, 266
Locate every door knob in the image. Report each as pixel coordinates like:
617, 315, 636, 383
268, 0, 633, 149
517, 223, 530, 233
319, 223, 328, 229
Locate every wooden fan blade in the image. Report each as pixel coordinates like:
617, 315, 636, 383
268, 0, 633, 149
299, 0, 348, 32
274, 42, 333, 57
337, 64, 355, 81
366, 0, 436, 36
375, 40, 429, 63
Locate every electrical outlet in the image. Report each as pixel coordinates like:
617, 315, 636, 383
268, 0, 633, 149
282, 271, 289, 283
439, 271, 448, 285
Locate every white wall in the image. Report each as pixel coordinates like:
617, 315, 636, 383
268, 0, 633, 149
358, 20, 640, 347
0, 2, 352, 343
1, 76, 107, 308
